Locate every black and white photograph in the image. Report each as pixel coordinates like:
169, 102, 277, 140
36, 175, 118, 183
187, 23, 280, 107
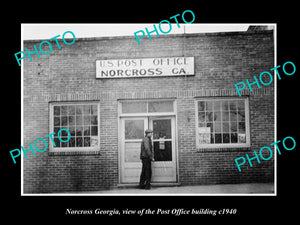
20, 23, 276, 195
4, 5, 298, 221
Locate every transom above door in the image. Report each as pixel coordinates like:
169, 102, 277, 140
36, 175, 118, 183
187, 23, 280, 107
119, 99, 176, 116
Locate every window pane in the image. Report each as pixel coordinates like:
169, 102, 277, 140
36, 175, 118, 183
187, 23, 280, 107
54, 117, 60, 126
210, 134, 215, 144
148, 101, 173, 112
198, 112, 205, 123
237, 100, 245, 111
76, 126, 83, 136
214, 122, 222, 132
61, 106, 68, 115
54, 106, 60, 116
83, 105, 91, 114
238, 134, 246, 143
213, 101, 221, 111
215, 133, 222, 143
237, 111, 245, 122
60, 130, 68, 137
238, 122, 246, 133
206, 112, 213, 122
69, 126, 75, 136
76, 137, 83, 147
84, 115, 90, 125
222, 111, 230, 121
61, 141, 68, 147
69, 116, 75, 126
223, 122, 229, 132
122, 102, 147, 113
91, 136, 98, 147
214, 111, 221, 122
153, 119, 171, 139
153, 141, 172, 161
84, 126, 90, 136
231, 133, 238, 143
76, 115, 83, 125
54, 137, 60, 147
68, 105, 75, 115
222, 100, 229, 111
125, 120, 144, 139
91, 126, 98, 135
91, 115, 98, 125
229, 100, 237, 111
207, 123, 213, 132
223, 133, 230, 143
84, 137, 90, 147
76, 105, 83, 115
198, 101, 205, 111
230, 122, 237, 132
91, 105, 98, 115
199, 122, 206, 127
69, 137, 75, 147
197, 127, 211, 144
61, 116, 68, 126
54, 126, 60, 135
206, 101, 213, 111
230, 111, 237, 121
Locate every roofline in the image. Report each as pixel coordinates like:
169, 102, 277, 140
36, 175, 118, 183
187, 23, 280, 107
23, 29, 273, 43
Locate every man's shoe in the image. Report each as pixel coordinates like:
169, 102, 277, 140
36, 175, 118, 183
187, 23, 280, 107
144, 185, 151, 190
139, 185, 145, 189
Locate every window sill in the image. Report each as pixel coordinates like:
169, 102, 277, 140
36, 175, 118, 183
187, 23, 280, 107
196, 146, 251, 153
48, 149, 100, 156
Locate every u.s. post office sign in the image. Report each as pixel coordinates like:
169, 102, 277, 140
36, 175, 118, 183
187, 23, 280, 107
96, 57, 194, 78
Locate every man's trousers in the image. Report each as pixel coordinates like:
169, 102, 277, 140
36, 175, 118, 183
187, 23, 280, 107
139, 158, 152, 188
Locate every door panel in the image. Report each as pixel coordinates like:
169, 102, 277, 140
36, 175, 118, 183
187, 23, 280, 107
120, 117, 147, 183
150, 117, 177, 182
120, 116, 177, 183
153, 141, 172, 161
124, 142, 140, 162
152, 119, 172, 139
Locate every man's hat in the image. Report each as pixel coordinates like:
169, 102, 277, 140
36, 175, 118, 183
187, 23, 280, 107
145, 129, 153, 133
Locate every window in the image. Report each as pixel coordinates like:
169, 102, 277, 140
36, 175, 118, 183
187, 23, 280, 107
50, 102, 100, 152
125, 120, 145, 139
122, 102, 147, 113
121, 100, 174, 115
196, 98, 250, 148
148, 101, 173, 112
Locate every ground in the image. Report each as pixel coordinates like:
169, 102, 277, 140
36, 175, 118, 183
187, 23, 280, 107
66, 183, 274, 195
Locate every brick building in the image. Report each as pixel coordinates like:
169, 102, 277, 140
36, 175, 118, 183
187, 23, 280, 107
23, 29, 275, 193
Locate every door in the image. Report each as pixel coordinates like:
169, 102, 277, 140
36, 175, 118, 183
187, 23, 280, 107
120, 116, 177, 183
120, 117, 147, 183
150, 117, 177, 182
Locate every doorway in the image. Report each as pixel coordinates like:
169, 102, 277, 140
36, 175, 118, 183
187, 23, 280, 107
119, 116, 177, 183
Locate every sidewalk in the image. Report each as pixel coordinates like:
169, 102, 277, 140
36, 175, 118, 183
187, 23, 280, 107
81, 183, 274, 195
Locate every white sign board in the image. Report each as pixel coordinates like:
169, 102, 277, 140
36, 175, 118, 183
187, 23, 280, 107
198, 127, 211, 144
96, 57, 194, 78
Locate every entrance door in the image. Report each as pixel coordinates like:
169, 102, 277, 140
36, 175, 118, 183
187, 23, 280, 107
149, 117, 177, 182
120, 116, 177, 183
120, 117, 148, 183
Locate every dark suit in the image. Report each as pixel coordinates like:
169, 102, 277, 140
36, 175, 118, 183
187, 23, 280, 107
139, 136, 153, 189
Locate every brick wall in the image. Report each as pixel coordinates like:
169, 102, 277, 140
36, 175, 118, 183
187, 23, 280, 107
23, 30, 274, 193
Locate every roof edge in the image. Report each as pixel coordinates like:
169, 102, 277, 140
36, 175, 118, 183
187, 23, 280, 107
23, 29, 274, 43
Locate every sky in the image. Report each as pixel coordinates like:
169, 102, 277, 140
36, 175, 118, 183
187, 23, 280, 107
22, 24, 252, 40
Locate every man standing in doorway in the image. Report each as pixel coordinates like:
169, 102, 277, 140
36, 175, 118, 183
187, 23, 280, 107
139, 129, 154, 189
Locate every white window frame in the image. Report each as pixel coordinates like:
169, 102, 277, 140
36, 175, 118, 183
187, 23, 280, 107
49, 101, 100, 153
118, 99, 176, 117
195, 97, 250, 149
